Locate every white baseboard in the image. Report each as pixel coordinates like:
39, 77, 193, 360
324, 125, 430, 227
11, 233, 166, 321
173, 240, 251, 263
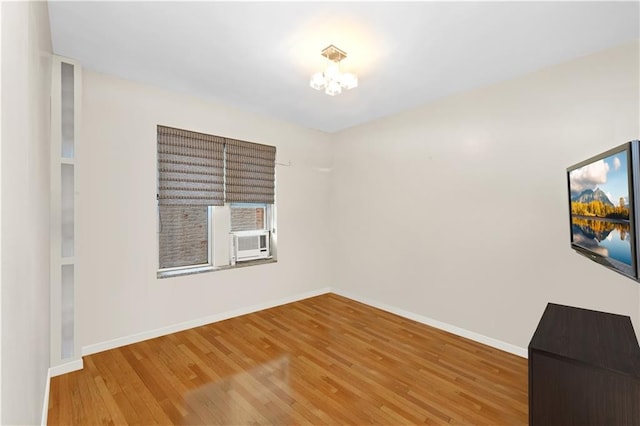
49, 359, 84, 377
332, 288, 528, 358
82, 287, 332, 357
61, 285, 524, 380
41, 368, 51, 426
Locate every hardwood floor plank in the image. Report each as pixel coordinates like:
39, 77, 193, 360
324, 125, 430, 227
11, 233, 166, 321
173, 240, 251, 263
92, 374, 130, 425
47, 369, 60, 424
119, 347, 175, 424
49, 294, 528, 425
75, 365, 104, 425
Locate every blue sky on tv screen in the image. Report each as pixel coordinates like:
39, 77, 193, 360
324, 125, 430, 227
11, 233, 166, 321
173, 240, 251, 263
569, 150, 629, 205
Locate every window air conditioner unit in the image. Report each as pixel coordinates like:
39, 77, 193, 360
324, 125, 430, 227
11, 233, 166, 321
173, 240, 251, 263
232, 230, 270, 262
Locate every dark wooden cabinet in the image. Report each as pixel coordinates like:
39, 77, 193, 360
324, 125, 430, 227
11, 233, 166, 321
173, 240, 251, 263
529, 303, 640, 425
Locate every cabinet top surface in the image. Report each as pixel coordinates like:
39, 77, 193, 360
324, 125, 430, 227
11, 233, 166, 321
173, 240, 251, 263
529, 303, 640, 377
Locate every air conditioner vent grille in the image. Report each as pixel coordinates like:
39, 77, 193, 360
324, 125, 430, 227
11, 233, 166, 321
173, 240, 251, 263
238, 235, 260, 251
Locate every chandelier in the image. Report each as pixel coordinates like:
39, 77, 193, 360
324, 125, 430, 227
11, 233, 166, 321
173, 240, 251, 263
309, 45, 358, 96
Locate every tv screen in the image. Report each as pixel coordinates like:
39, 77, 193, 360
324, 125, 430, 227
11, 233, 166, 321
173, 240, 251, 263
567, 141, 639, 279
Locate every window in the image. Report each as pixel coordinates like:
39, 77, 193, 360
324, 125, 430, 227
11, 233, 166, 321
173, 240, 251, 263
158, 206, 210, 269
230, 204, 267, 232
157, 126, 276, 276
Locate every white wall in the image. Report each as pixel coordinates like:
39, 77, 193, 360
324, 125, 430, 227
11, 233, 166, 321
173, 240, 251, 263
0, 4, 4, 419
1, 2, 52, 424
78, 71, 333, 348
331, 41, 640, 351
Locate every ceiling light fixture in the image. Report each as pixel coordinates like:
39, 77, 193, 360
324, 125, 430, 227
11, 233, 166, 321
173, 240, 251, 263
310, 45, 358, 96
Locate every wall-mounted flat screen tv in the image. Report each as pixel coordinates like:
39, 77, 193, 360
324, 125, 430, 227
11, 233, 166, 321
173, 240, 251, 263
567, 141, 640, 280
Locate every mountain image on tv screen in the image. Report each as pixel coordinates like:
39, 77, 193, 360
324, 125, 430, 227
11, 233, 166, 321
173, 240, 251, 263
569, 150, 632, 272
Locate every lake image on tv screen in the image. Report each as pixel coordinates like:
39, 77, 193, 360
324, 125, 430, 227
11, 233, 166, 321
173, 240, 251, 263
569, 150, 632, 270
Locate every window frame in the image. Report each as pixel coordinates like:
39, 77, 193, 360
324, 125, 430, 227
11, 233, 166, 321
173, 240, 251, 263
156, 127, 277, 278
157, 203, 277, 278
157, 205, 213, 274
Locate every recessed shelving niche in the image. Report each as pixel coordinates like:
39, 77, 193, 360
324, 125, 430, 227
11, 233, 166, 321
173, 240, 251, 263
51, 56, 82, 372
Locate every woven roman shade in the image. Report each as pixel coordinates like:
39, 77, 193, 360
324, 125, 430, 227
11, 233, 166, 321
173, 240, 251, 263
225, 138, 276, 204
157, 125, 224, 206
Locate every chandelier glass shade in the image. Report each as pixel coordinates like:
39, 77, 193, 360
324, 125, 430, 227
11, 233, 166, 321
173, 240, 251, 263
310, 45, 358, 96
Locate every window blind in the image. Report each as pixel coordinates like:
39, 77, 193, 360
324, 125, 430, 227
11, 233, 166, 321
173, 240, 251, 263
157, 125, 224, 206
225, 138, 276, 204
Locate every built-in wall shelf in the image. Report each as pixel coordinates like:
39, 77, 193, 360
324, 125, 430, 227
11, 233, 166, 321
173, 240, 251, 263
51, 56, 81, 368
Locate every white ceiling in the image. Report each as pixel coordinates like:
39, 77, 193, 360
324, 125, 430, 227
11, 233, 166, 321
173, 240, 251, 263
48, 1, 639, 133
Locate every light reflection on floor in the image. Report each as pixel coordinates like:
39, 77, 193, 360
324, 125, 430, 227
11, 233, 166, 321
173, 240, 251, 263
183, 356, 292, 425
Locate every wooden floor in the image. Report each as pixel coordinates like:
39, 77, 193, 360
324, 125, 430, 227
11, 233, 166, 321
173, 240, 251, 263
48, 294, 528, 425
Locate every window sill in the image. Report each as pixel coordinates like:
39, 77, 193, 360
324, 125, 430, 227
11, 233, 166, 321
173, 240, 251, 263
157, 258, 277, 279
